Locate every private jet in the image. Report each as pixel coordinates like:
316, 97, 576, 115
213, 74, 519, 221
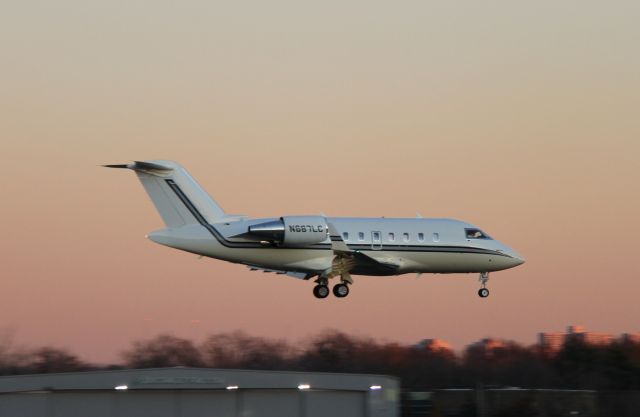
106, 160, 524, 299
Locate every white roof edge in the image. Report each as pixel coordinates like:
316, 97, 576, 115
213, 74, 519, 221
0, 366, 398, 380
0, 367, 400, 393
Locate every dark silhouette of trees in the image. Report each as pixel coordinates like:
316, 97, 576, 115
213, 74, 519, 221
200, 331, 293, 370
400, 345, 458, 389
0, 328, 639, 393
460, 340, 557, 389
122, 334, 203, 368
296, 330, 458, 389
27, 347, 88, 374
554, 338, 640, 390
0, 331, 87, 375
297, 330, 372, 373
0, 331, 31, 375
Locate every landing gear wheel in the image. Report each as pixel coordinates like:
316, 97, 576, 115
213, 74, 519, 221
333, 283, 350, 298
313, 285, 330, 299
478, 288, 490, 298
478, 272, 490, 298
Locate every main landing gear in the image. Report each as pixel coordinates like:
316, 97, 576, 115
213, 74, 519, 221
478, 272, 490, 298
313, 274, 352, 299
313, 284, 330, 299
333, 283, 349, 298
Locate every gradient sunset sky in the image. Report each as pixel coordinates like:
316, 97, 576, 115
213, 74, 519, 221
2, 1, 639, 363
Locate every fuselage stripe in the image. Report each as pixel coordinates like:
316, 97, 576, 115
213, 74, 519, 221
164, 179, 510, 257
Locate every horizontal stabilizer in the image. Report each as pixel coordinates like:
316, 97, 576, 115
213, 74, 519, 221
103, 164, 130, 169
103, 161, 173, 174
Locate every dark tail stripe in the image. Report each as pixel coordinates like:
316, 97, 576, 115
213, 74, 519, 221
166, 179, 268, 249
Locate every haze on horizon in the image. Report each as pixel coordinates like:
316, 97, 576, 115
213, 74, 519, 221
1, 1, 639, 363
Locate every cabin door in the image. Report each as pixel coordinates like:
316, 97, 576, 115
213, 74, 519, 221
371, 231, 382, 250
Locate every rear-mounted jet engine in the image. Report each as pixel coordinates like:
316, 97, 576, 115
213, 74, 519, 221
248, 216, 328, 246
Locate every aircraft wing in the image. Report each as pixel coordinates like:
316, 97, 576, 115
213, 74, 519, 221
347, 251, 399, 275
328, 223, 400, 276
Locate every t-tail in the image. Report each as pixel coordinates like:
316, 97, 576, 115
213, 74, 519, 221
104, 160, 225, 227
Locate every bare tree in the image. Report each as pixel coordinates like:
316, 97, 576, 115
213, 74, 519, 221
200, 331, 293, 370
0, 329, 31, 375
123, 334, 203, 368
297, 330, 377, 373
27, 347, 88, 374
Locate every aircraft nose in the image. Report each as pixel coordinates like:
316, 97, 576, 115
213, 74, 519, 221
508, 250, 525, 267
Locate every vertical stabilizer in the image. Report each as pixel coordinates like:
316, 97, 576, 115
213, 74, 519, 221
105, 160, 225, 227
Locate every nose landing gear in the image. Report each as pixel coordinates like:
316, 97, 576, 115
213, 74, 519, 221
478, 272, 490, 298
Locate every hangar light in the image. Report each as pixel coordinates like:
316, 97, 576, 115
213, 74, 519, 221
114, 385, 128, 391
226, 385, 239, 390
369, 385, 382, 390
297, 384, 311, 390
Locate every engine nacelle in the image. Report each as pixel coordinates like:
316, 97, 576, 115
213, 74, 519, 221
281, 216, 328, 246
248, 216, 328, 246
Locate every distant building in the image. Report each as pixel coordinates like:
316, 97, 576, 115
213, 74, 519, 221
466, 338, 510, 358
620, 333, 640, 344
538, 325, 614, 352
538, 332, 566, 352
470, 338, 506, 351
415, 339, 453, 353
567, 325, 614, 346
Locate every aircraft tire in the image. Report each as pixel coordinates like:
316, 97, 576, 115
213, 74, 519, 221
313, 285, 330, 299
333, 283, 350, 298
478, 288, 490, 298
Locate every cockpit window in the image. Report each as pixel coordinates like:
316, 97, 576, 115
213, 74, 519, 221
465, 228, 492, 240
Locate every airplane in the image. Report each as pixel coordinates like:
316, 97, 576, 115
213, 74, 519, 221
105, 160, 525, 299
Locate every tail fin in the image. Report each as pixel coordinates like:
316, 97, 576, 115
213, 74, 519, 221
105, 160, 225, 227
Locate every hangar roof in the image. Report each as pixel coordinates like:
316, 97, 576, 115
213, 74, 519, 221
0, 367, 398, 393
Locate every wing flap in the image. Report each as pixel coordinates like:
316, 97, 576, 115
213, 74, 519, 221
245, 265, 313, 280
350, 251, 399, 274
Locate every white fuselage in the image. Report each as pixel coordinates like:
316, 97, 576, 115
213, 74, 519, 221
148, 217, 524, 276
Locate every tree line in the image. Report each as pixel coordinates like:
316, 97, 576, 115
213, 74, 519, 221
2, 330, 640, 390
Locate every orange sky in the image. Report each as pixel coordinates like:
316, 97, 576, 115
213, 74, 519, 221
1, 1, 639, 363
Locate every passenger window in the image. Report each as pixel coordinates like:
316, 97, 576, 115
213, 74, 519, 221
465, 228, 491, 239
358, 232, 365, 241
403, 233, 409, 242
372, 231, 380, 240
418, 233, 424, 242
388, 232, 395, 242
432, 233, 440, 242
342, 232, 349, 241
